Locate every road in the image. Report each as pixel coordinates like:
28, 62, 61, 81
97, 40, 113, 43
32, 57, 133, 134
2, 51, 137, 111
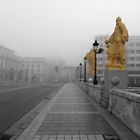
0, 82, 64, 134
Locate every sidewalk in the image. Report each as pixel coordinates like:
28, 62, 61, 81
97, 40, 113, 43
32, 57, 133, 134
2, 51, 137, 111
16, 83, 139, 140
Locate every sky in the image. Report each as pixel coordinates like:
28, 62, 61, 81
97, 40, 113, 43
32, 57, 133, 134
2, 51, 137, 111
0, 0, 140, 66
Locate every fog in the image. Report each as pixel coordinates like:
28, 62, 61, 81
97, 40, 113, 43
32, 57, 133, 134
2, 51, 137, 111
0, 0, 140, 66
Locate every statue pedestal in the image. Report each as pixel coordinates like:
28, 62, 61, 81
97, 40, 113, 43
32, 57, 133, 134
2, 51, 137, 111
101, 70, 128, 108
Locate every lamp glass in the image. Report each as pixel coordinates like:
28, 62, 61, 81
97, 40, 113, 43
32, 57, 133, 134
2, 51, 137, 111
93, 40, 99, 51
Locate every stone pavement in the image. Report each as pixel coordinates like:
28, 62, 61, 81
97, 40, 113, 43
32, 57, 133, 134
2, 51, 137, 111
16, 83, 126, 140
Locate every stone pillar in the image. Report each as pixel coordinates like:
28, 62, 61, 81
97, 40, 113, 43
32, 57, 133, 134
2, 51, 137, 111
101, 70, 128, 108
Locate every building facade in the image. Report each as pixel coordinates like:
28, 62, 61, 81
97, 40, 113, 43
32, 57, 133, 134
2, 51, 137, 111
59, 66, 77, 82
47, 58, 65, 82
21, 57, 54, 83
0, 45, 22, 84
126, 36, 140, 86
0, 45, 66, 84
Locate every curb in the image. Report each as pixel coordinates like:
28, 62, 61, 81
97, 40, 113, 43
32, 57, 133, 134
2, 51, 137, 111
3, 83, 64, 140
16, 85, 65, 140
4, 99, 49, 140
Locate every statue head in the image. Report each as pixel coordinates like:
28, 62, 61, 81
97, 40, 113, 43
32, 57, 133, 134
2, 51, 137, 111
116, 16, 122, 25
106, 43, 112, 48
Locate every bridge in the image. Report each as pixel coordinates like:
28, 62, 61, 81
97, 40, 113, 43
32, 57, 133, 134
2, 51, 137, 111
6, 82, 139, 140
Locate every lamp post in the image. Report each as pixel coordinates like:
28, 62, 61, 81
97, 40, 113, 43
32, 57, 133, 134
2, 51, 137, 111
84, 57, 87, 82
79, 63, 82, 82
93, 40, 103, 85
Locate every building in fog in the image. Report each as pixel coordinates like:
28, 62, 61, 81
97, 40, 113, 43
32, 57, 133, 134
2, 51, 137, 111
47, 58, 65, 71
0, 45, 66, 84
60, 66, 76, 82
21, 57, 54, 83
0, 45, 22, 84
47, 58, 65, 82
94, 35, 140, 86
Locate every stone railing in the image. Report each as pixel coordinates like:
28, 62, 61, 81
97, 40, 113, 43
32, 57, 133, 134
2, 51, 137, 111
87, 83, 104, 104
79, 82, 104, 104
78, 80, 140, 137
109, 89, 140, 137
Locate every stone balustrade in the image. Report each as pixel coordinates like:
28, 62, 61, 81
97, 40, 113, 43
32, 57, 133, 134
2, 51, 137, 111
78, 81, 140, 137
79, 82, 104, 104
109, 89, 140, 137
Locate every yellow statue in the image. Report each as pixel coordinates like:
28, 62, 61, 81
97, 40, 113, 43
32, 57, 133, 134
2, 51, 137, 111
105, 16, 129, 70
86, 48, 97, 78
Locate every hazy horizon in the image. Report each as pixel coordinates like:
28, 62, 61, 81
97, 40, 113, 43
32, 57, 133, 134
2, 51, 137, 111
0, 0, 140, 66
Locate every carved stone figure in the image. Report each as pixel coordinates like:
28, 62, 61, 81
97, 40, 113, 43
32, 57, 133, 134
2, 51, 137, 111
86, 48, 96, 78
105, 17, 129, 70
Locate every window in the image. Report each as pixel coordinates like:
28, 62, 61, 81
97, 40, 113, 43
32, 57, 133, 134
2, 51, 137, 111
5, 62, 7, 69
128, 42, 135, 47
136, 57, 140, 60
136, 64, 140, 68
136, 50, 140, 54
128, 57, 135, 61
98, 70, 103, 74
31, 70, 34, 74
129, 71, 140, 74
136, 43, 140, 47
1, 74, 3, 79
130, 50, 135, 54
26, 69, 28, 74
98, 58, 103, 61
98, 64, 103, 67
1, 61, 3, 68
127, 64, 135, 68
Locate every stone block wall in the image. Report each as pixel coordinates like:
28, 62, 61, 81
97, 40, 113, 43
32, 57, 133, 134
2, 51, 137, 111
88, 84, 103, 104
78, 81, 140, 137
79, 82, 104, 104
109, 89, 140, 137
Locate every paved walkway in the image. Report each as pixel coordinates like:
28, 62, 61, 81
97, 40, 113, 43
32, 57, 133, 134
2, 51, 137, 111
16, 83, 132, 140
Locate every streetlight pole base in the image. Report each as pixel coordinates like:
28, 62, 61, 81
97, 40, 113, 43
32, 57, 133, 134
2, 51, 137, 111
93, 76, 97, 85
93, 80, 97, 85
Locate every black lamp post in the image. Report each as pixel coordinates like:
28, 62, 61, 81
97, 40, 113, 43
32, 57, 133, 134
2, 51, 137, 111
79, 63, 82, 82
84, 57, 87, 82
93, 40, 103, 85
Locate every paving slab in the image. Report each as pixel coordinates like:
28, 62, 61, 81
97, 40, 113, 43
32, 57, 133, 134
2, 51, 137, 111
16, 83, 125, 140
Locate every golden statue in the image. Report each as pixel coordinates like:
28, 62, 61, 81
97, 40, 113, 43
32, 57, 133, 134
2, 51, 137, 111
86, 48, 97, 78
105, 16, 129, 70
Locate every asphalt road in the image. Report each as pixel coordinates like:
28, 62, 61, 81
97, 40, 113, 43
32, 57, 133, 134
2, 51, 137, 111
0, 82, 64, 134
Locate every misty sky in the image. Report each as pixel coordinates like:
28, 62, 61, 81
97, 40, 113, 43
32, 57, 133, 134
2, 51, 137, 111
0, 0, 140, 66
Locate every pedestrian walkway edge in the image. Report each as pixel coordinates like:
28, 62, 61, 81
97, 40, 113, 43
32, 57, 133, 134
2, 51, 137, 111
15, 84, 66, 140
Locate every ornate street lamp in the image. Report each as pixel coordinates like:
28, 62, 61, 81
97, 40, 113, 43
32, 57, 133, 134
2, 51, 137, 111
84, 57, 87, 82
93, 40, 103, 85
79, 63, 82, 82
